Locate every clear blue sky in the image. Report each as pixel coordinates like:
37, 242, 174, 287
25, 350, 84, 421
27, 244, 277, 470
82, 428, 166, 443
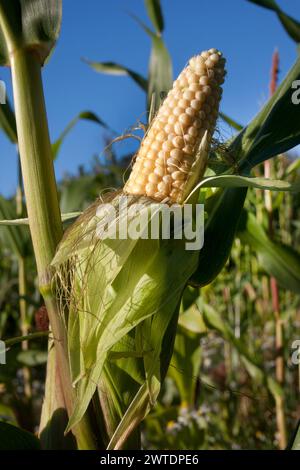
0, 0, 299, 196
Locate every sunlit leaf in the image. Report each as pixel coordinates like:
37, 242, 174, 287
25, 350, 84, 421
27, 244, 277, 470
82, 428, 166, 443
238, 210, 300, 294
0, 97, 17, 143
52, 111, 110, 160
198, 298, 282, 397
85, 60, 147, 92
246, 0, 300, 43
187, 174, 300, 204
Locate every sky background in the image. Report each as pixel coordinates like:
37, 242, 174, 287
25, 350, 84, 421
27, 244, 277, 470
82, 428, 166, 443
0, 0, 299, 196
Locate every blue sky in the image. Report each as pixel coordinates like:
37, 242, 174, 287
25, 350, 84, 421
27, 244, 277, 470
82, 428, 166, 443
0, 0, 299, 196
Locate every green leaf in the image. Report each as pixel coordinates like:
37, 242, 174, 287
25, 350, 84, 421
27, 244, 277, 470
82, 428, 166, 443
189, 188, 247, 287
0, 96, 17, 143
85, 60, 147, 92
0, 421, 40, 449
246, 0, 300, 43
190, 57, 300, 287
17, 349, 48, 366
168, 324, 202, 405
231, 56, 300, 170
0, 195, 27, 257
238, 210, 300, 294
191, 57, 300, 287
60, 174, 99, 212
200, 174, 294, 194
52, 111, 110, 160
190, 175, 300, 197
145, 0, 164, 33
219, 112, 243, 131
129, 12, 172, 110
0, 0, 62, 65
0, 212, 81, 226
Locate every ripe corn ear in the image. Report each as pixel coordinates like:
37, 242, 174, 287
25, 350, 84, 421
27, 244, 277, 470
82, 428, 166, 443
124, 49, 226, 203
51, 50, 226, 444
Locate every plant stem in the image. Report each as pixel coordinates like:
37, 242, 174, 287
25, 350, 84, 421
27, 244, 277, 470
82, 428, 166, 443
16, 159, 32, 400
9, 47, 96, 449
264, 49, 287, 450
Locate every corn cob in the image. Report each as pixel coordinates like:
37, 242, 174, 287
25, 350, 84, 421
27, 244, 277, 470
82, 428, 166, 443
51, 49, 227, 439
124, 49, 226, 203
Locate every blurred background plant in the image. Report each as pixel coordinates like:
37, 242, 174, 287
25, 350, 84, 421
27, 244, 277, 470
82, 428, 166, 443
0, 0, 299, 450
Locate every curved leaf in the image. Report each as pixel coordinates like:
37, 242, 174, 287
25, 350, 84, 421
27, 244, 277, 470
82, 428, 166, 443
247, 0, 300, 43
0, 96, 17, 143
219, 112, 243, 131
230, 56, 300, 170
52, 111, 110, 160
145, 0, 164, 33
17, 349, 48, 366
291, 420, 300, 450
189, 188, 247, 287
85, 60, 147, 92
186, 174, 300, 204
5, 331, 49, 348
238, 210, 300, 294
147, 35, 172, 111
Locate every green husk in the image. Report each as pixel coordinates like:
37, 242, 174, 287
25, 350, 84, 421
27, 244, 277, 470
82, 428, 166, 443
51, 192, 200, 437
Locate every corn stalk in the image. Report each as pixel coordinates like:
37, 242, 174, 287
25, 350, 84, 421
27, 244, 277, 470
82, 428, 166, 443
0, 0, 96, 449
264, 49, 287, 449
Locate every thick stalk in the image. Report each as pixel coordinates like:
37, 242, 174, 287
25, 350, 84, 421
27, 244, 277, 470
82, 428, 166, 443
9, 48, 96, 449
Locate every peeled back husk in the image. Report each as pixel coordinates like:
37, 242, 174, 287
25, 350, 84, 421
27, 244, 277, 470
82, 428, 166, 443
51, 193, 200, 434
